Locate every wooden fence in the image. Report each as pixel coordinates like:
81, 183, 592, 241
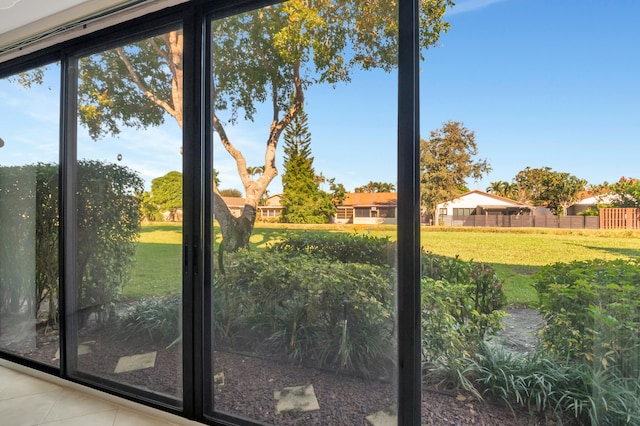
600, 208, 640, 229
441, 215, 600, 229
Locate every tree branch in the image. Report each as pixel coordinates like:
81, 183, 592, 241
212, 113, 251, 191
115, 47, 180, 124
151, 36, 173, 72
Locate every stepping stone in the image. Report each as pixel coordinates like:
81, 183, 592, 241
366, 410, 397, 426
214, 369, 224, 386
53, 341, 95, 361
274, 384, 320, 414
114, 351, 157, 374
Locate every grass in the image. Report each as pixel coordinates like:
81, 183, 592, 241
124, 223, 182, 299
124, 223, 640, 307
420, 227, 640, 306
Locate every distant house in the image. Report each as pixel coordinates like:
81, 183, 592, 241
258, 194, 285, 220
567, 193, 616, 215
335, 192, 397, 225
435, 190, 532, 226
219, 196, 245, 218
217, 192, 397, 224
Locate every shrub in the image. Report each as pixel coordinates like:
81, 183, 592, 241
421, 251, 506, 316
0, 162, 142, 326
213, 249, 394, 376
421, 277, 506, 366
420, 252, 507, 368
535, 258, 640, 375
270, 231, 395, 267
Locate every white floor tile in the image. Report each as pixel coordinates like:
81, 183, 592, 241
41, 409, 118, 426
0, 365, 198, 426
43, 388, 116, 423
0, 372, 61, 400
0, 391, 58, 426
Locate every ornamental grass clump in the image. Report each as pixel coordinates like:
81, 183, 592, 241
118, 294, 181, 345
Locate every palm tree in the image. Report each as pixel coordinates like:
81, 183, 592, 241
246, 166, 265, 180
487, 181, 518, 200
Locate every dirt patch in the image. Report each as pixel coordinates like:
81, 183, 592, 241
493, 307, 545, 353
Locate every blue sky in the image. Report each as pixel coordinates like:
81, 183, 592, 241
2, 0, 639, 195
422, 0, 640, 191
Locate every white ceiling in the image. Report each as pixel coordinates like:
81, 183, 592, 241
0, 0, 128, 49
0, 0, 92, 34
0, 0, 186, 62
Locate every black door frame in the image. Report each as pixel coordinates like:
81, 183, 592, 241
0, 0, 422, 423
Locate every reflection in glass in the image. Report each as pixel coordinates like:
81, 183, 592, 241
209, 2, 398, 423
0, 64, 60, 367
72, 29, 183, 403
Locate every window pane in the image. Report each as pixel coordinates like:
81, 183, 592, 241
420, 2, 640, 424
0, 64, 60, 367
72, 29, 184, 403
209, 2, 398, 423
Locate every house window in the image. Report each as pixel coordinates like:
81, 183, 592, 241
438, 208, 447, 216
336, 207, 353, 220
354, 207, 371, 217
453, 208, 474, 216
379, 207, 396, 218
261, 208, 280, 217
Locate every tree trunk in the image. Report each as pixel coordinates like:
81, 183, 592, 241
213, 192, 256, 251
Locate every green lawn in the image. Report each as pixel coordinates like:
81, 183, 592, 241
124, 223, 182, 299
420, 227, 640, 306
125, 222, 640, 307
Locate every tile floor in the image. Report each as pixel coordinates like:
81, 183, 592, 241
0, 363, 203, 426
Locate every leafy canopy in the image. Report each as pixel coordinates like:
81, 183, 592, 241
18, 0, 454, 249
420, 121, 491, 217
514, 166, 586, 215
607, 176, 640, 208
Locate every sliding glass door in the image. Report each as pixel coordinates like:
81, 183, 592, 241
207, 2, 399, 423
0, 0, 419, 423
68, 27, 184, 405
0, 63, 60, 368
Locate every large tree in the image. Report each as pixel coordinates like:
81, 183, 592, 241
514, 166, 586, 215
27, 0, 453, 250
540, 171, 587, 215
281, 110, 334, 223
420, 121, 491, 222
513, 166, 553, 204
605, 176, 640, 208
150, 171, 183, 221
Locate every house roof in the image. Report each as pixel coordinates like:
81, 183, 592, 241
478, 204, 531, 210
443, 190, 530, 207
573, 193, 617, 206
342, 192, 397, 207
220, 196, 245, 207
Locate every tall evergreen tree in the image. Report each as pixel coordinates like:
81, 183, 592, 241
281, 111, 335, 223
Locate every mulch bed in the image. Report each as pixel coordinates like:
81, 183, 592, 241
14, 326, 546, 425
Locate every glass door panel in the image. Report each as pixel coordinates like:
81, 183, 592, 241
72, 29, 184, 403
0, 63, 61, 367
209, 3, 398, 423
